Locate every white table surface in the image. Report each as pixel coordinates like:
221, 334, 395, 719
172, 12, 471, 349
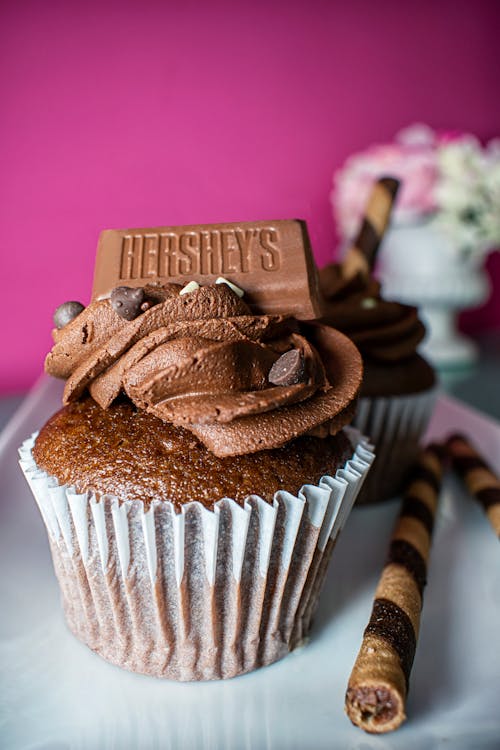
1, 378, 499, 750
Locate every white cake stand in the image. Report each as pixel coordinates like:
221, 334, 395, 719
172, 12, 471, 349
379, 218, 490, 368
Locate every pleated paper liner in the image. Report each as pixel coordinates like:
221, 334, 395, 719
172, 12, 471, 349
19, 428, 373, 681
352, 388, 437, 505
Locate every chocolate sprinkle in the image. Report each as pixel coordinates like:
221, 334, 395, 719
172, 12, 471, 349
268, 349, 305, 386
365, 598, 417, 688
400, 494, 434, 536
53, 301, 85, 329
110, 286, 146, 320
387, 539, 427, 597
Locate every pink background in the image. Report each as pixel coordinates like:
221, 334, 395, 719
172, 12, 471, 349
1, 0, 499, 394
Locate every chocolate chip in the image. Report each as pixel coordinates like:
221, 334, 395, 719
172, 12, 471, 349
268, 349, 305, 386
215, 277, 245, 298
110, 286, 146, 320
53, 301, 85, 329
179, 281, 200, 295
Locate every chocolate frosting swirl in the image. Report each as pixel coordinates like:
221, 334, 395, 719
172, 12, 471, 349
45, 282, 362, 456
319, 264, 426, 363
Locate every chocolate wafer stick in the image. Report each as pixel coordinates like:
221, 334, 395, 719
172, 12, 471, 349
447, 433, 500, 538
342, 176, 400, 280
345, 443, 445, 733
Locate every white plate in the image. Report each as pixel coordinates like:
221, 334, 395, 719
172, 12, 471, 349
1, 379, 499, 750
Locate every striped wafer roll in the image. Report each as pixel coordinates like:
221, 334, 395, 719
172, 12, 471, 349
342, 176, 400, 280
447, 433, 500, 538
345, 443, 445, 733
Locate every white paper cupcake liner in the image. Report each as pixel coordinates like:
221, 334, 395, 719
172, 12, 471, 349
352, 387, 437, 505
19, 428, 374, 681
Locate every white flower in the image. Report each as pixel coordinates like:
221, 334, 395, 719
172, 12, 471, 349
434, 136, 500, 254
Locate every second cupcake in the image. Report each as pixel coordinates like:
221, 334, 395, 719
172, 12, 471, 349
320, 178, 436, 504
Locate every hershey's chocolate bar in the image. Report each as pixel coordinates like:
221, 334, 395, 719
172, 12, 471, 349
92, 219, 321, 319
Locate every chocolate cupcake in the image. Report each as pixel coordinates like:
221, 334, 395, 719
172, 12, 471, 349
20, 270, 373, 680
319, 264, 436, 504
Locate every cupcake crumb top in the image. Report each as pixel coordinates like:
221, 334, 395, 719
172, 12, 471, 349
33, 398, 353, 510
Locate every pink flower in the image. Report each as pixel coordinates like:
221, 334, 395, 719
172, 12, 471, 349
437, 130, 468, 144
332, 125, 440, 239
